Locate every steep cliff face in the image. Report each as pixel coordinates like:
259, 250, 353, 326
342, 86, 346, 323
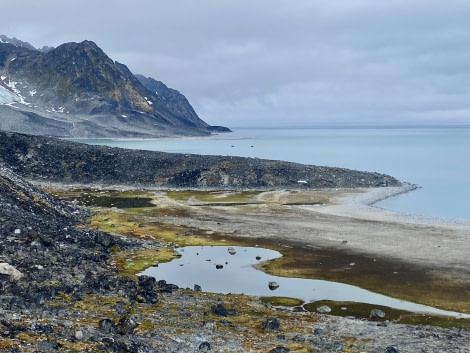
135, 74, 206, 127
0, 37, 224, 137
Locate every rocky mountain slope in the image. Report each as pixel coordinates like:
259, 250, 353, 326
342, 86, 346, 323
0, 35, 225, 138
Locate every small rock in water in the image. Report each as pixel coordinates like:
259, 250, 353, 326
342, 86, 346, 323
215, 264, 223, 269
316, 305, 332, 313
228, 247, 236, 255
268, 281, 279, 290
256, 256, 262, 260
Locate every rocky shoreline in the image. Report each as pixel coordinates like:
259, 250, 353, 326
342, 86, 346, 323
1, 131, 470, 352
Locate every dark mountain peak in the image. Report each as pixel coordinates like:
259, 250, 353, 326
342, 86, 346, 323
0, 34, 37, 50
52, 40, 106, 59
14, 40, 154, 114
0, 36, 229, 138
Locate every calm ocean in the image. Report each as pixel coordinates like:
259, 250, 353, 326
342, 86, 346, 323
73, 127, 470, 221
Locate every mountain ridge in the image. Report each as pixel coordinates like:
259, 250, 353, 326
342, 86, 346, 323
0, 35, 228, 137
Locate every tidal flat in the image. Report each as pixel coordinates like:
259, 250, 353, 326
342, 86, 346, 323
55, 187, 470, 324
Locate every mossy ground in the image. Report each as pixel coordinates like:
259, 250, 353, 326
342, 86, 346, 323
55, 188, 470, 329
257, 244, 470, 314
260, 296, 305, 307
165, 189, 261, 203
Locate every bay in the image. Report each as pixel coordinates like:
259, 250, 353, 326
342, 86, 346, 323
72, 126, 470, 221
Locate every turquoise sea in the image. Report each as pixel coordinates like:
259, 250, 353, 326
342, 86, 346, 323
74, 127, 470, 221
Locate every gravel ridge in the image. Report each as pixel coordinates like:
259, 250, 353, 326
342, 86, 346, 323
0, 130, 401, 190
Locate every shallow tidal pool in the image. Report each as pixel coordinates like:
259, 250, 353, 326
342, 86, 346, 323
140, 245, 469, 318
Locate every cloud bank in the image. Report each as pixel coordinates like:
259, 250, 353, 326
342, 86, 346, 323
3, 0, 470, 127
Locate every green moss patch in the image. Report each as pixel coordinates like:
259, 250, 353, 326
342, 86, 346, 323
59, 191, 154, 208
112, 248, 176, 277
166, 190, 261, 202
260, 296, 304, 307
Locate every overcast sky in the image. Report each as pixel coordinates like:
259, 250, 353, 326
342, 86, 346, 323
3, 1, 470, 128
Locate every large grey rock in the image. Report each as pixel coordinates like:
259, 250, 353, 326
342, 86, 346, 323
370, 308, 386, 318
0, 263, 24, 281
316, 305, 332, 313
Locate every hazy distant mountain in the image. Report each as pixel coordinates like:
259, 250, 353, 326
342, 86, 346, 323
0, 35, 228, 137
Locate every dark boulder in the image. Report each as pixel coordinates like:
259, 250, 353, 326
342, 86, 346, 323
98, 318, 117, 334
199, 341, 212, 351
211, 303, 237, 317
261, 318, 281, 331
118, 316, 139, 335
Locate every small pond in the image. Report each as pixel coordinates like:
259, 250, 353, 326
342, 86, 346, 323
140, 245, 469, 318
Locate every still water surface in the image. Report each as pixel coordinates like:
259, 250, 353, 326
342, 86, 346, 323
140, 245, 469, 317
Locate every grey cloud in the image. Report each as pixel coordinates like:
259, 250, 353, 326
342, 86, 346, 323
3, 0, 470, 127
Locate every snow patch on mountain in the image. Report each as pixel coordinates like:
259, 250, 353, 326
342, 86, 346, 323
0, 85, 20, 105
0, 78, 31, 106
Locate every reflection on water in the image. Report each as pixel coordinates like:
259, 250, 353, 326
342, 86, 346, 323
140, 246, 469, 318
